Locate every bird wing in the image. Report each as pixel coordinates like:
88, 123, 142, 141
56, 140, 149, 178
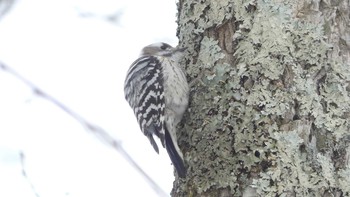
124, 56, 166, 152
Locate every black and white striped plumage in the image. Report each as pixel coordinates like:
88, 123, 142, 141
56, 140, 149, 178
124, 42, 189, 178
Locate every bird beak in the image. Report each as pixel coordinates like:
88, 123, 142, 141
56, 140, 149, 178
173, 46, 187, 53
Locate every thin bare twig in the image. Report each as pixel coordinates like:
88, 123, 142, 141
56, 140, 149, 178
0, 62, 169, 197
20, 151, 40, 197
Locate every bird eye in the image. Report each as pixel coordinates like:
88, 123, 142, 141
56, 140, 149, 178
160, 45, 167, 50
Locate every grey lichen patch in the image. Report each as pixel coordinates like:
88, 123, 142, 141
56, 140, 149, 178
183, 81, 240, 194
337, 146, 350, 194
177, 0, 235, 67
313, 71, 350, 134
197, 37, 225, 70
179, 37, 261, 195
253, 130, 305, 195
234, 0, 350, 196
178, 0, 233, 33
253, 128, 344, 196
182, 36, 225, 83
317, 153, 337, 187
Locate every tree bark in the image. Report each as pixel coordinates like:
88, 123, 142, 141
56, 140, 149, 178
173, 0, 350, 196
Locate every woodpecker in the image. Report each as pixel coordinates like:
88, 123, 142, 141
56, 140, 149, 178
124, 42, 189, 178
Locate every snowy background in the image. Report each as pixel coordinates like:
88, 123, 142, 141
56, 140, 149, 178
0, 0, 179, 196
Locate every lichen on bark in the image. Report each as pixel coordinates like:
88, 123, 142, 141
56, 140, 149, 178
173, 0, 350, 196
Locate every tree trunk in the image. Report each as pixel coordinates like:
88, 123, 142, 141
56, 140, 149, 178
173, 0, 350, 196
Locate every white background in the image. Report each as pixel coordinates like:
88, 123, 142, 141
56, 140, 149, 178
0, 0, 179, 196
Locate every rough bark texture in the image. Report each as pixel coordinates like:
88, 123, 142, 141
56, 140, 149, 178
173, 0, 350, 196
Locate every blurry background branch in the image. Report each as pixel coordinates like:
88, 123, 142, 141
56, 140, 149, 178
20, 152, 40, 197
75, 7, 123, 24
0, 62, 169, 197
0, 0, 16, 20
